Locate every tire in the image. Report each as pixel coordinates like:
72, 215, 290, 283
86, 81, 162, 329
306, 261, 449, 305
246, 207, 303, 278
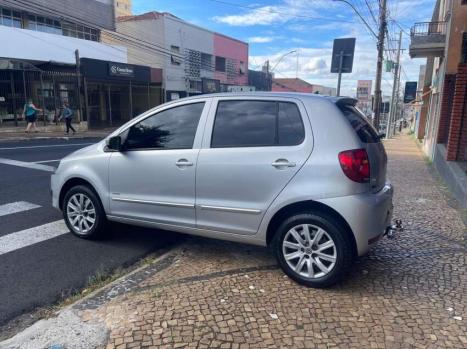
272, 212, 354, 288
62, 185, 107, 240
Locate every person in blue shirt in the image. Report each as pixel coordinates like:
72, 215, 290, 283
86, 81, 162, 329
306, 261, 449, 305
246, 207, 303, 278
22, 99, 42, 133
59, 102, 77, 135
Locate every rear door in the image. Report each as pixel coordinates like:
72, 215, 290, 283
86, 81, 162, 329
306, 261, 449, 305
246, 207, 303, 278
195, 97, 313, 235
338, 103, 387, 192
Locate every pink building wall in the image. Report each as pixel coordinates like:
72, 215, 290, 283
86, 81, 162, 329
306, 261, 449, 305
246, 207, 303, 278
213, 33, 248, 85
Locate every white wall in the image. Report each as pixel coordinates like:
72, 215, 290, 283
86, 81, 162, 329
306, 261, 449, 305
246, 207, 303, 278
0, 26, 127, 64
164, 15, 214, 92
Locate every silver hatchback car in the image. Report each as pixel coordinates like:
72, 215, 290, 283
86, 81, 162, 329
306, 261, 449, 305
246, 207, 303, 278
51, 93, 393, 287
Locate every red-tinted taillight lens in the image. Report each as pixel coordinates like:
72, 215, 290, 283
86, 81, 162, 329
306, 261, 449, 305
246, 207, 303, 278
338, 149, 370, 183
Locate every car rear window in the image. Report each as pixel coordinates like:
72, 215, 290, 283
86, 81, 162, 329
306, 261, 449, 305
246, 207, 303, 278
339, 105, 380, 143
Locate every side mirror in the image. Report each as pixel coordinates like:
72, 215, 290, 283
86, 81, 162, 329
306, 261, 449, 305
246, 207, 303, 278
107, 136, 122, 152
377, 133, 386, 140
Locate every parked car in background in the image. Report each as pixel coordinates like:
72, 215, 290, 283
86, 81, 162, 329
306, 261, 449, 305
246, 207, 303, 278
51, 93, 393, 288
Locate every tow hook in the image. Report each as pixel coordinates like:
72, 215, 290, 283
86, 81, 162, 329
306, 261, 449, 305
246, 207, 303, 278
385, 219, 403, 239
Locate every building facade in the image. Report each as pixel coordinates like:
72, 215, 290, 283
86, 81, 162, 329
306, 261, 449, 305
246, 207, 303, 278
0, 0, 163, 129
409, 0, 467, 206
271, 78, 337, 96
356, 80, 373, 117
410, 0, 467, 159
113, 12, 249, 101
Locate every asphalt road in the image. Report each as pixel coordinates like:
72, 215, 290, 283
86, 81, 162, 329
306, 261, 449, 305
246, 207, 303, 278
0, 137, 181, 328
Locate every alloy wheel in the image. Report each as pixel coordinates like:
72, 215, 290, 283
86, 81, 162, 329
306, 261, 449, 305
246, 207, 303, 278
282, 224, 337, 279
66, 193, 96, 235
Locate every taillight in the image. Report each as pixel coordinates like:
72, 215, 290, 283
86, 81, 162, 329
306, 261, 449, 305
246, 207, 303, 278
338, 149, 370, 183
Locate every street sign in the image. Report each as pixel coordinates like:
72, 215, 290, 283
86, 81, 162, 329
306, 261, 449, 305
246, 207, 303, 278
331, 38, 356, 73
385, 60, 394, 72
331, 38, 356, 96
404, 81, 417, 103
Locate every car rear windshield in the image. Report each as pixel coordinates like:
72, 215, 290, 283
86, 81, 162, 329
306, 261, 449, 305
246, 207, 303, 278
339, 105, 380, 143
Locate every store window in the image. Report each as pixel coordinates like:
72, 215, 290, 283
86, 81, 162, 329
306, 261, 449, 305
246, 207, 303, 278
1, 8, 22, 28
215, 56, 226, 72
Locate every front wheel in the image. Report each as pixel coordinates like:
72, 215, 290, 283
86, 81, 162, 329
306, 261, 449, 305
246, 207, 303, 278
273, 212, 354, 288
62, 185, 107, 239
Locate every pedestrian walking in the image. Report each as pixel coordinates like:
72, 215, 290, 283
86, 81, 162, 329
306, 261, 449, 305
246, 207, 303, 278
59, 102, 76, 135
22, 99, 42, 133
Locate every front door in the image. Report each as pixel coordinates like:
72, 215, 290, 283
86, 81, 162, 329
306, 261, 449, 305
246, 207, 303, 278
109, 101, 207, 227
196, 98, 313, 235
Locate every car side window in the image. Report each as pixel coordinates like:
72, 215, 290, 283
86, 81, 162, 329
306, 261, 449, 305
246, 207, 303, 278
124, 102, 205, 150
211, 100, 304, 148
278, 102, 305, 146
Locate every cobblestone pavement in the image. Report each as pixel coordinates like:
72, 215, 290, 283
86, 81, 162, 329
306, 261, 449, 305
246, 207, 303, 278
5, 132, 467, 349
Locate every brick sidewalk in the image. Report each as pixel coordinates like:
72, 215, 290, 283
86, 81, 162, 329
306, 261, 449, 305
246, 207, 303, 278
2, 132, 466, 349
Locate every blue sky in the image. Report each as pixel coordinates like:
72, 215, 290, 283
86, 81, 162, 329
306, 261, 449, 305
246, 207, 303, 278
132, 0, 435, 96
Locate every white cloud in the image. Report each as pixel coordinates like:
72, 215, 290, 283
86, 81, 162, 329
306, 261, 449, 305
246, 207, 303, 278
213, 0, 335, 26
248, 36, 276, 43
304, 57, 327, 73
213, 0, 432, 96
214, 6, 283, 26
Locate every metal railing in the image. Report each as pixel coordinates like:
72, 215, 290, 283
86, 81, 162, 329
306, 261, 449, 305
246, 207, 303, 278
411, 21, 447, 37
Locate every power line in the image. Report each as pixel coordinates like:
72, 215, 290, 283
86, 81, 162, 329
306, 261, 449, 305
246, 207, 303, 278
363, 0, 378, 27
332, 0, 378, 38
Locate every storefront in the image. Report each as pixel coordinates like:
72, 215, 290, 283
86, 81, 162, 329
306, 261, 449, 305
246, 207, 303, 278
0, 59, 79, 128
0, 58, 163, 129
81, 58, 163, 128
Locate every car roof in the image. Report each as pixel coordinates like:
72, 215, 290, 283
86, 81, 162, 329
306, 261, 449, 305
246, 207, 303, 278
164, 92, 356, 106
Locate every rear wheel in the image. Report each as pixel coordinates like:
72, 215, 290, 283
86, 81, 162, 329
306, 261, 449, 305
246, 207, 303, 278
62, 185, 107, 239
273, 212, 353, 288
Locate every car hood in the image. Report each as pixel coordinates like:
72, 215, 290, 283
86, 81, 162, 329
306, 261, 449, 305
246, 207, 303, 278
63, 141, 104, 161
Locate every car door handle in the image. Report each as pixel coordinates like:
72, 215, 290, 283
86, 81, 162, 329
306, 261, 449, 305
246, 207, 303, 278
175, 159, 193, 167
271, 159, 296, 168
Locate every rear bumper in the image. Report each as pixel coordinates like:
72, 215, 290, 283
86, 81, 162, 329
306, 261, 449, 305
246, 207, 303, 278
317, 182, 394, 256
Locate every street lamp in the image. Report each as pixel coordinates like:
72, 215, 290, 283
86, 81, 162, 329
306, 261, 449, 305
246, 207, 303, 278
270, 50, 297, 72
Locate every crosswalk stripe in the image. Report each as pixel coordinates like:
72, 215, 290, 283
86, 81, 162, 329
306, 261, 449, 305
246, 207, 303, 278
0, 142, 94, 151
0, 201, 41, 217
0, 220, 68, 256
0, 157, 56, 172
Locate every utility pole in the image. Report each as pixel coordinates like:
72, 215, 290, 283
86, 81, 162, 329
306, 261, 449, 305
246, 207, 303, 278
336, 51, 344, 96
386, 30, 402, 138
265, 60, 271, 91
373, 0, 387, 130
393, 66, 402, 136
295, 50, 299, 79
75, 49, 82, 123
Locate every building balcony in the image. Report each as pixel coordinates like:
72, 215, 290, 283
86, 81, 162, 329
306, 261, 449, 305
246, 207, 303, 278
409, 21, 447, 58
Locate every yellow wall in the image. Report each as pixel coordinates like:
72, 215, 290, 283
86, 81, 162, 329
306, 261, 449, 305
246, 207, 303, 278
115, 0, 132, 17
